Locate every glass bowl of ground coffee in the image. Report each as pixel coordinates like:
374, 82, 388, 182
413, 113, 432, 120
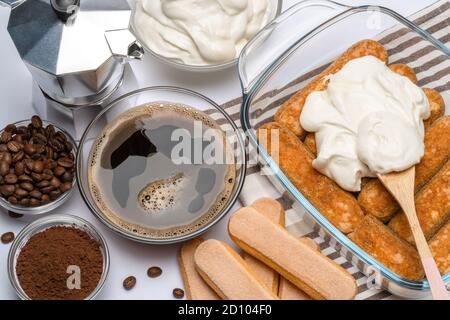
0, 117, 77, 215
8, 214, 110, 300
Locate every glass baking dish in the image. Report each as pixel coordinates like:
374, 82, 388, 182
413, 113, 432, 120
239, 0, 450, 299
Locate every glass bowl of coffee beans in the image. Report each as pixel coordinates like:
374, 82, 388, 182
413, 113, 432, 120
0, 116, 77, 215
8, 214, 110, 300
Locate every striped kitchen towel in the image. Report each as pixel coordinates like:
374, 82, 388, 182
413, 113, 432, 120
217, 0, 450, 300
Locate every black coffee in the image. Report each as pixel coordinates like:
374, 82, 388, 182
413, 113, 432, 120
88, 103, 235, 238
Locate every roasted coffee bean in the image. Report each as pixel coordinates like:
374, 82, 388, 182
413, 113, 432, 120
19, 198, 30, 206
41, 194, 50, 203
33, 133, 47, 144
31, 115, 43, 129
16, 126, 27, 135
4, 173, 18, 184
32, 161, 44, 173
0, 152, 12, 164
61, 171, 73, 183
0, 131, 12, 143
14, 162, 25, 176
147, 266, 162, 278
50, 176, 61, 188
7, 196, 18, 204
12, 150, 24, 163
172, 288, 184, 299
4, 124, 16, 133
7, 141, 22, 153
36, 180, 50, 188
0, 161, 9, 176
29, 198, 40, 206
55, 131, 67, 142
1, 232, 14, 244
59, 182, 72, 193
123, 276, 136, 290
18, 174, 32, 182
8, 211, 23, 218
41, 186, 55, 194
54, 166, 65, 176
31, 172, 43, 182
49, 189, 61, 200
14, 188, 28, 198
23, 143, 35, 155
57, 157, 73, 168
24, 159, 34, 171
45, 124, 55, 138
20, 182, 34, 192
0, 144, 7, 152
1, 184, 15, 196
30, 153, 42, 160
12, 134, 24, 143
44, 159, 56, 170
34, 144, 45, 155
30, 189, 43, 199
65, 141, 73, 152
50, 139, 64, 152
0, 176, 3, 184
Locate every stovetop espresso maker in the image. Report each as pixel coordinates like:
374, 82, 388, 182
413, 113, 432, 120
0, 0, 144, 139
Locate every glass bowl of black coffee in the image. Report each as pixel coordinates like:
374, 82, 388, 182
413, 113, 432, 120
77, 87, 246, 244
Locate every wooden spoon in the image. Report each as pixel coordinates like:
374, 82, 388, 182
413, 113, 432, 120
378, 166, 449, 300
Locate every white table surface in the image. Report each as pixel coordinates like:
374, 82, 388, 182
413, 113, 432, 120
0, 0, 436, 300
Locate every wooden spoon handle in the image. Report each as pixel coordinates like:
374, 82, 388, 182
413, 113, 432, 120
403, 202, 449, 299
421, 256, 449, 300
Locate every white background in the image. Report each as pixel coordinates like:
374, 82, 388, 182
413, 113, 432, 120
0, 0, 436, 299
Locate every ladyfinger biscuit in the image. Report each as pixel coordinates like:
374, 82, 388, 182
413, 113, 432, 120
358, 116, 450, 221
303, 133, 317, 155
388, 63, 418, 84
388, 161, 450, 244
429, 220, 450, 275
243, 198, 285, 295
228, 207, 357, 300
194, 239, 278, 300
274, 39, 388, 138
348, 215, 423, 280
423, 88, 445, 128
178, 238, 220, 300
278, 237, 319, 300
258, 122, 364, 234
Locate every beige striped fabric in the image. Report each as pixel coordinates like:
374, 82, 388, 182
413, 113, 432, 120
214, 0, 449, 300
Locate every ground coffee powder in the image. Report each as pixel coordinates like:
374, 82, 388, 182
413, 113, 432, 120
16, 226, 104, 300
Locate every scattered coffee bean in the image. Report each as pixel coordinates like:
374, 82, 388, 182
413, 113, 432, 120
0, 144, 7, 152
29, 189, 43, 199
59, 182, 72, 193
172, 288, 184, 299
12, 150, 24, 163
61, 171, 73, 183
0, 152, 12, 164
41, 194, 50, 203
1, 232, 14, 244
14, 162, 24, 176
8, 196, 18, 204
54, 166, 65, 176
20, 182, 34, 192
123, 276, 136, 290
8, 211, 23, 218
147, 266, 162, 278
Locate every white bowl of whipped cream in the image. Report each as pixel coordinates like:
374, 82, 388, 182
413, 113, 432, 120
130, 0, 282, 71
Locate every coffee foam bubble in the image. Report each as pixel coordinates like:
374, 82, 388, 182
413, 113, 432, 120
87, 103, 236, 240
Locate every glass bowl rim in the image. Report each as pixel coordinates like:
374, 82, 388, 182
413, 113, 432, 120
76, 86, 247, 244
0, 119, 77, 215
7, 213, 110, 300
128, 0, 283, 72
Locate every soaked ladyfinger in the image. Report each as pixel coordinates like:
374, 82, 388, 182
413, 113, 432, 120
274, 39, 388, 138
228, 207, 357, 300
258, 122, 364, 234
358, 116, 450, 221
388, 161, 450, 244
348, 215, 424, 281
428, 220, 450, 275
